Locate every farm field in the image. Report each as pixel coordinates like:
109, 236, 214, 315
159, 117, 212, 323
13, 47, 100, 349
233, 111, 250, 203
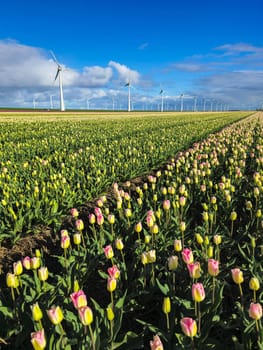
1, 110, 263, 349
0, 111, 250, 249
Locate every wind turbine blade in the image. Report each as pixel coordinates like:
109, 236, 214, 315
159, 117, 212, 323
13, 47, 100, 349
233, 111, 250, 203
50, 50, 59, 65
54, 68, 60, 81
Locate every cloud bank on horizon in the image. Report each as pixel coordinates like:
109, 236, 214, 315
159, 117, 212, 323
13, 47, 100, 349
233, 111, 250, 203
0, 39, 262, 110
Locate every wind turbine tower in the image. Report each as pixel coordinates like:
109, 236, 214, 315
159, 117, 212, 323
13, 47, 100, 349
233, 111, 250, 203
203, 99, 206, 112
125, 81, 131, 112
180, 94, 184, 112
194, 96, 197, 112
50, 51, 65, 112
50, 95, 54, 110
160, 89, 164, 112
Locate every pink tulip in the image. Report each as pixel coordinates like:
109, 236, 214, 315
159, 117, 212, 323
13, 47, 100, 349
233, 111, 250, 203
180, 317, 197, 337
182, 248, 194, 264
97, 213, 104, 226
94, 207, 102, 217
192, 283, 205, 302
249, 302, 262, 320
70, 208, 79, 218
149, 335, 163, 350
163, 199, 170, 210
108, 265, 120, 279
31, 329, 46, 350
70, 290, 87, 309
47, 306, 64, 325
75, 219, 84, 231
22, 256, 31, 270
107, 277, 117, 292
61, 235, 70, 249
187, 262, 201, 279
104, 245, 114, 259
231, 268, 244, 284
88, 213, 96, 224
208, 259, 219, 277
78, 306, 93, 326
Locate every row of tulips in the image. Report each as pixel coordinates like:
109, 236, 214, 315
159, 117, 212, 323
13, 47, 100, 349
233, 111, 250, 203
0, 112, 249, 245
1, 112, 263, 349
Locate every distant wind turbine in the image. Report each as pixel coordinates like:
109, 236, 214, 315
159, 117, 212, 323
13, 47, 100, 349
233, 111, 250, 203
50, 50, 65, 112
33, 97, 37, 110
160, 88, 164, 112
193, 96, 197, 112
180, 94, 184, 112
203, 98, 206, 112
125, 80, 131, 112
50, 95, 54, 110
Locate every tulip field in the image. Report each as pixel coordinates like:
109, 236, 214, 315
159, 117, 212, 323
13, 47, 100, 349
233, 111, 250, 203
1, 110, 263, 349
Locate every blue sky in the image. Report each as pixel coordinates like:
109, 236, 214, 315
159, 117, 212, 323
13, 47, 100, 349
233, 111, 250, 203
0, 0, 262, 110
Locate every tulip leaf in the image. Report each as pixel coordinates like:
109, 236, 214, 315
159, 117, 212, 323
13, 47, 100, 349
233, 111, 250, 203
156, 278, 170, 295
112, 331, 143, 349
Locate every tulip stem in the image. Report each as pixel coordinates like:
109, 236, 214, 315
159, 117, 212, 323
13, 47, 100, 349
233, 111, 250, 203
91, 224, 97, 242
217, 247, 220, 263
191, 338, 195, 350
58, 322, 66, 336
11, 287, 15, 302
151, 264, 155, 286
230, 221, 234, 237
111, 225, 114, 240
64, 249, 68, 273
120, 251, 128, 280
256, 319, 259, 333
239, 283, 243, 297
166, 313, 170, 332
38, 319, 43, 330
238, 283, 244, 310
109, 319, 113, 341
172, 273, 175, 292
110, 291, 114, 309
212, 277, 215, 305
80, 231, 86, 249
88, 324, 96, 350
198, 302, 201, 334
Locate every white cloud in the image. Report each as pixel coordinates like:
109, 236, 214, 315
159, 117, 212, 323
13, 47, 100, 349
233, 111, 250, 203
77, 66, 113, 87
195, 70, 263, 106
214, 43, 263, 55
171, 63, 205, 72
0, 39, 55, 87
167, 42, 263, 108
0, 39, 141, 108
108, 60, 140, 84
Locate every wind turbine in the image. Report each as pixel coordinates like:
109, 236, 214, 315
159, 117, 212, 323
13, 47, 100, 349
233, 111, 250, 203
203, 98, 206, 112
193, 96, 197, 112
124, 80, 131, 112
50, 50, 65, 112
180, 94, 184, 112
160, 88, 164, 112
50, 95, 54, 110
